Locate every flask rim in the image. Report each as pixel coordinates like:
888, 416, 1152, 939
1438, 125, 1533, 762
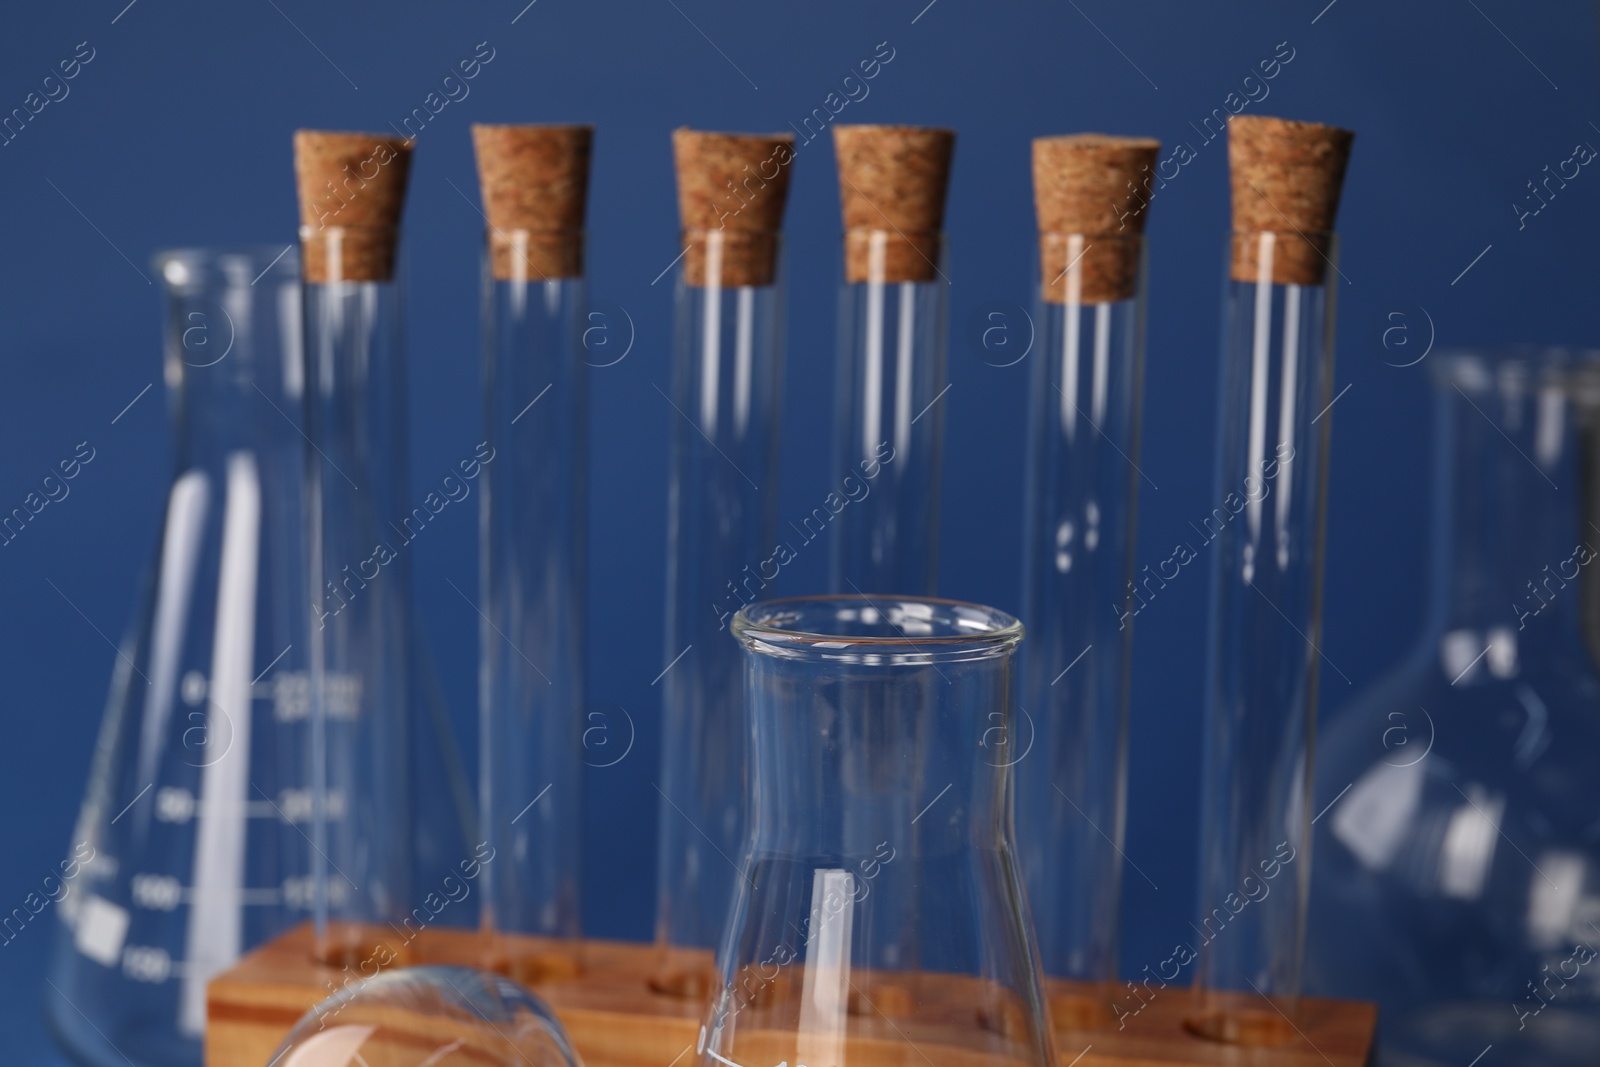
733, 594, 1022, 660
154, 244, 300, 287
1430, 346, 1600, 393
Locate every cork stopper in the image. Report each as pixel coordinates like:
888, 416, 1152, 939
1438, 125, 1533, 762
471, 124, 593, 281
1032, 134, 1161, 304
294, 130, 414, 283
834, 125, 954, 284
672, 129, 795, 288
1228, 115, 1354, 285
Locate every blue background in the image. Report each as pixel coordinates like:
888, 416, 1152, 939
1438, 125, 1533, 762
2, 0, 1597, 1060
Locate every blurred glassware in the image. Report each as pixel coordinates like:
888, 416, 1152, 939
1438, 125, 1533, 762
48, 246, 313, 1067
1309, 348, 1600, 1067
696, 596, 1057, 1067
266, 965, 581, 1067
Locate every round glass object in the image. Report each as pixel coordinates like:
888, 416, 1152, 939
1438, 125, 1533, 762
266, 966, 580, 1067
1309, 349, 1600, 1066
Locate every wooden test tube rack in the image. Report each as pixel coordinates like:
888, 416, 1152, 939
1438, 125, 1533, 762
206, 925, 1374, 1067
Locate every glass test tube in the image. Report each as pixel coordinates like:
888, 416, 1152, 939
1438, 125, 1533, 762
655, 129, 793, 996
1189, 115, 1352, 1043
828, 125, 953, 596
1016, 135, 1156, 1030
1016, 136, 1159, 1037
828, 236, 947, 594
472, 124, 592, 983
295, 131, 417, 967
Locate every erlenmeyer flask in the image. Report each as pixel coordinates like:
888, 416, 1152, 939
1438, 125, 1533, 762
48, 246, 313, 1067
699, 596, 1057, 1067
1310, 349, 1600, 1066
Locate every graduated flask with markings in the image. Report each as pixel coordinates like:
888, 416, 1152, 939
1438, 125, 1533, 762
48, 245, 316, 1067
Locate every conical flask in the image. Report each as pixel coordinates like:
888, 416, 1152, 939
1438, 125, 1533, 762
47, 246, 314, 1067
698, 596, 1058, 1067
1310, 348, 1600, 1067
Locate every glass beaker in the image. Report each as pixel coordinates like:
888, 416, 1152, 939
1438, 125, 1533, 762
48, 246, 311, 1067
1309, 349, 1600, 1067
655, 129, 793, 997
697, 595, 1058, 1067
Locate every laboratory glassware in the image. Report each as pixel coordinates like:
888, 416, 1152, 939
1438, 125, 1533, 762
1189, 115, 1352, 1044
1309, 349, 1600, 1067
295, 129, 427, 966
1015, 134, 1157, 1030
471, 124, 592, 983
828, 124, 954, 596
655, 128, 793, 997
290, 134, 478, 935
697, 595, 1057, 1067
267, 965, 582, 1067
48, 245, 312, 1067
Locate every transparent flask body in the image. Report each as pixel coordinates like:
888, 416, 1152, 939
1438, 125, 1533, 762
829, 233, 947, 596
1015, 236, 1145, 1026
1310, 350, 1600, 1067
1189, 234, 1337, 1041
48, 247, 313, 1067
303, 252, 416, 961
655, 232, 784, 994
479, 247, 586, 980
699, 596, 1057, 1067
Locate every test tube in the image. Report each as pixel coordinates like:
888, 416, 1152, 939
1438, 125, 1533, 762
828, 125, 954, 596
1014, 134, 1157, 1029
1188, 115, 1353, 1042
471, 124, 593, 983
653, 129, 793, 996
294, 130, 418, 966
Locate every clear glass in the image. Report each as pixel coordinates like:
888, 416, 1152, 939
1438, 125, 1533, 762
829, 232, 947, 596
302, 241, 409, 959
47, 247, 311, 1067
655, 230, 785, 996
1015, 235, 1146, 1029
267, 965, 581, 1067
1188, 233, 1338, 1043
1310, 349, 1600, 1067
338, 244, 477, 939
478, 235, 587, 982
697, 595, 1057, 1067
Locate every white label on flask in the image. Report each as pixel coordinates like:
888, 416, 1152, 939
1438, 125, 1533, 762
73, 895, 130, 967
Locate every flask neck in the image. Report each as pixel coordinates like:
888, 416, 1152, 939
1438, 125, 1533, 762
1429, 359, 1595, 646
160, 248, 305, 475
